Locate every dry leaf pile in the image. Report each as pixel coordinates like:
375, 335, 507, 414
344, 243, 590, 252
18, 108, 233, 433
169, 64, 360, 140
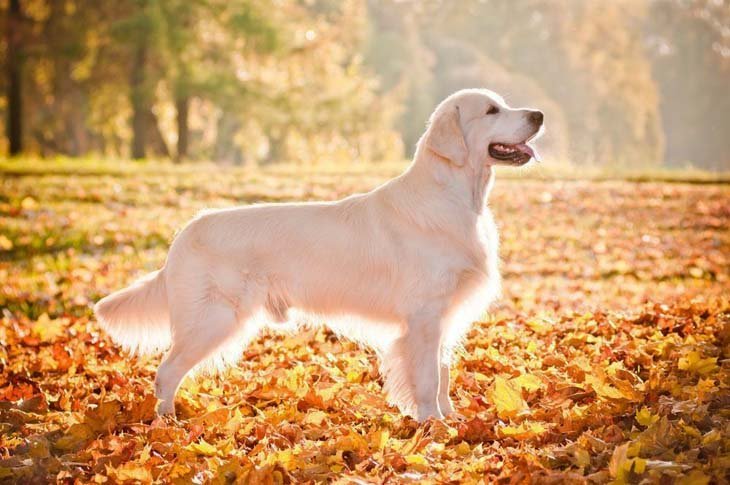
1, 164, 728, 483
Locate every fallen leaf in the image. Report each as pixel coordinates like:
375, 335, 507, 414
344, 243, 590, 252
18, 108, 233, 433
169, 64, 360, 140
490, 375, 528, 418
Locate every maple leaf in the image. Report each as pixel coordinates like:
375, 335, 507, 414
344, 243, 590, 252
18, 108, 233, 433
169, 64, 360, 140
106, 462, 153, 482
585, 371, 627, 400
404, 453, 431, 472
185, 439, 219, 457
609, 442, 646, 483
512, 373, 543, 392
498, 421, 548, 440
677, 470, 711, 485
489, 375, 529, 419
635, 407, 660, 427
678, 351, 718, 375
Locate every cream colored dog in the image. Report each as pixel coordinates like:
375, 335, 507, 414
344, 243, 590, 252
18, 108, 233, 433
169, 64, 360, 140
95, 89, 544, 421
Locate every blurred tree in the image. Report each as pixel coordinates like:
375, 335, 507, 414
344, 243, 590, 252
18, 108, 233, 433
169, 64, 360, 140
130, 27, 150, 159
154, 0, 279, 161
374, 0, 664, 165
5, 0, 22, 155
365, 1, 436, 154
1, 0, 726, 168
646, 0, 730, 169
110, 0, 169, 159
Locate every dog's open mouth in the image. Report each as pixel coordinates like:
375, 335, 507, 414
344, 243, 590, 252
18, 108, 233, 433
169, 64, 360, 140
488, 142, 538, 164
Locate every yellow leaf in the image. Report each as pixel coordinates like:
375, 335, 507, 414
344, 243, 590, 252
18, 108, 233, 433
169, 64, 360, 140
428, 442, 445, 454
186, 439, 218, 457
701, 429, 721, 446
682, 424, 702, 439
678, 470, 711, 485
404, 454, 430, 472
678, 351, 718, 375
609, 443, 629, 480
454, 441, 471, 456
282, 365, 309, 397
368, 428, 389, 451
513, 374, 543, 392
489, 375, 528, 418
335, 431, 368, 452
610, 442, 647, 483
0, 235, 12, 251
139, 445, 151, 464
635, 407, 659, 427
627, 442, 642, 458
54, 423, 94, 451
106, 462, 152, 482
526, 318, 552, 334
585, 373, 625, 400
404, 454, 428, 465
31, 313, 66, 342
304, 410, 328, 426
21, 196, 38, 210
689, 267, 704, 278
346, 371, 362, 383
498, 422, 547, 440
573, 447, 591, 468
632, 457, 647, 474
265, 449, 305, 471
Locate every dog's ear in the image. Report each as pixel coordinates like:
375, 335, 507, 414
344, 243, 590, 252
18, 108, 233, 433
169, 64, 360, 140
425, 106, 467, 166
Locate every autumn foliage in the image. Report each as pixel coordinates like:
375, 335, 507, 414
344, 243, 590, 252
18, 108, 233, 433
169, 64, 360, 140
1, 162, 728, 483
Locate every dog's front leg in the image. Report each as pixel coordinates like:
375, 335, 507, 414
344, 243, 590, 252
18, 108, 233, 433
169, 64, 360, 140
438, 361, 455, 416
405, 310, 444, 422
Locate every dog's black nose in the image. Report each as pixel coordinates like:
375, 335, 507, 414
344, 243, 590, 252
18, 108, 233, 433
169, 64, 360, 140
529, 111, 545, 126
529, 110, 544, 126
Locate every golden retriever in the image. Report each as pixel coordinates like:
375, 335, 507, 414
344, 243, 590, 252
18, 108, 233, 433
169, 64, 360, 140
95, 88, 544, 421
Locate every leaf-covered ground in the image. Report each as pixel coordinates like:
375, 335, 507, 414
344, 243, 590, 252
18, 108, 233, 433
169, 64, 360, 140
1, 162, 728, 483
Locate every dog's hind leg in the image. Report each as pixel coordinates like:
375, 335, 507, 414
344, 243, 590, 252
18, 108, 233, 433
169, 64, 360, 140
154, 300, 243, 416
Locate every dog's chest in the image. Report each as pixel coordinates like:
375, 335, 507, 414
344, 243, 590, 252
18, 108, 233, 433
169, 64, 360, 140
420, 209, 500, 298
471, 211, 499, 278
455, 209, 498, 272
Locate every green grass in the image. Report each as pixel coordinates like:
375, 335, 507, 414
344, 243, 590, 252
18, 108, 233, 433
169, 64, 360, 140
1, 156, 728, 184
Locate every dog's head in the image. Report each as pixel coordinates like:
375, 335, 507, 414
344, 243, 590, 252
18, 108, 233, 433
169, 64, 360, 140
424, 89, 544, 167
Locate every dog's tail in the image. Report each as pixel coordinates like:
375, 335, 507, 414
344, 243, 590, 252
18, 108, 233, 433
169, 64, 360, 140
94, 269, 171, 355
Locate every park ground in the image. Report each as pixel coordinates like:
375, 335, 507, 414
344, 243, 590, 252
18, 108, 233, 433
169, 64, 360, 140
0, 160, 728, 483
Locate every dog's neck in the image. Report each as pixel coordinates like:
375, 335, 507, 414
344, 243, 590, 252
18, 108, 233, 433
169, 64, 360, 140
468, 157, 495, 214
377, 142, 494, 238
404, 142, 495, 216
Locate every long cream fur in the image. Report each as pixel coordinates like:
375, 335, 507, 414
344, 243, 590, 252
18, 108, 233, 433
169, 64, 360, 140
94, 88, 543, 421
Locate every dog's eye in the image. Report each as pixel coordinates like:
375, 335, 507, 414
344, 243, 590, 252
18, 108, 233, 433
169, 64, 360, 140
486, 106, 499, 115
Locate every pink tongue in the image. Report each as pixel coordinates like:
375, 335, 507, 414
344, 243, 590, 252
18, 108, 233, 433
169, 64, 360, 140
516, 143, 539, 161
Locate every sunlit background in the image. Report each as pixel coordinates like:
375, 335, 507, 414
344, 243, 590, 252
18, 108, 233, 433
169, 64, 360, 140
1, 0, 729, 170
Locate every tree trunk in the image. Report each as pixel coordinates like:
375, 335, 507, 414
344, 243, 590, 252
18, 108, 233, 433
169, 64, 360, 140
175, 95, 189, 163
144, 108, 170, 158
130, 41, 148, 159
214, 112, 242, 164
6, 0, 23, 156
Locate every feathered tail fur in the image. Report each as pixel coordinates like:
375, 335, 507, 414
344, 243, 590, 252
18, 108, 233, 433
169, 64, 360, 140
94, 269, 171, 354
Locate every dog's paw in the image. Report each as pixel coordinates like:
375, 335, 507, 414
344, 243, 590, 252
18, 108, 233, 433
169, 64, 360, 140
416, 406, 444, 423
156, 399, 176, 417
438, 398, 456, 417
